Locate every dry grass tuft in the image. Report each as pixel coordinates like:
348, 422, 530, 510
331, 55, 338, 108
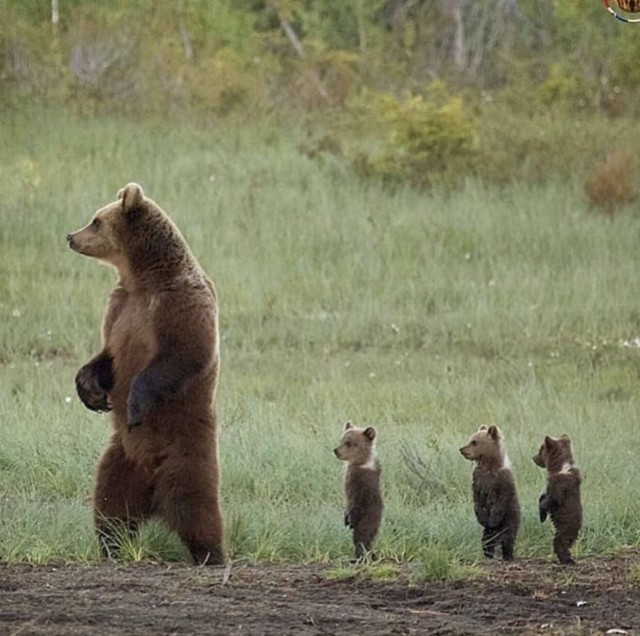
584, 149, 637, 215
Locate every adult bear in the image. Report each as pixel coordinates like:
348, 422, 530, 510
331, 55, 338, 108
67, 183, 224, 565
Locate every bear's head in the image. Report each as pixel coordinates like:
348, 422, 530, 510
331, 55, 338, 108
533, 435, 574, 474
67, 183, 145, 265
459, 424, 507, 467
333, 421, 377, 467
67, 183, 188, 279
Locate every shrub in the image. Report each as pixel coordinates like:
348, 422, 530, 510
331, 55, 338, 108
348, 85, 476, 188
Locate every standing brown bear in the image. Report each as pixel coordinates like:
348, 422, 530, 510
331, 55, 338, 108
460, 425, 520, 561
67, 183, 224, 565
533, 434, 582, 565
334, 421, 383, 559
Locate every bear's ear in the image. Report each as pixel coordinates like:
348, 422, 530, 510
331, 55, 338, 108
363, 426, 376, 441
544, 435, 555, 448
478, 425, 488, 432
344, 421, 354, 431
559, 434, 572, 449
118, 183, 145, 216
487, 425, 500, 440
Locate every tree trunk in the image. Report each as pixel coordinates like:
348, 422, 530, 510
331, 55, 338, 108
51, 0, 59, 28
178, 0, 194, 62
448, 0, 465, 71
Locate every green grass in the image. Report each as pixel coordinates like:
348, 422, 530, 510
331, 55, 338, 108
2, 106, 640, 565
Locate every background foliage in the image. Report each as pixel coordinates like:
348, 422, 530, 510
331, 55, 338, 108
3, 0, 640, 191
3, 1, 640, 566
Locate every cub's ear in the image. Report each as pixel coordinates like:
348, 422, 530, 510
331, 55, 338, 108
544, 435, 555, 448
344, 421, 354, 431
363, 426, 376, 441
487, 425, 500, 440
478, 425, 488, 431
118, 183, 145, 215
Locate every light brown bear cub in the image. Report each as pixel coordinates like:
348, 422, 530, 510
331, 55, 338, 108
334, 421, 383, 559
533, 434, 582, 565
67, 183, 224, 565
460, 425, 520, 561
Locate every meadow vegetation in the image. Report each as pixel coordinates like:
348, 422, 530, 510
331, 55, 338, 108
2, 106, 640, 570
3, 0, 640, 575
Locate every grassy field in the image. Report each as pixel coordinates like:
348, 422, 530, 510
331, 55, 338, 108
2, 106, 640, 570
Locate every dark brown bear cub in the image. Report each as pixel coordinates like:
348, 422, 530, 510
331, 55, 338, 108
533, 435, 582, 565
334, 421, 383, 559
67, 183, 224, 565
460, 425, 520, 561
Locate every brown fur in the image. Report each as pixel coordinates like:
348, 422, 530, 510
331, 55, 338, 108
460, 425, 520, 561
533, 435, 582, 565
334, 422, 383, 559
67, 183, 224, 565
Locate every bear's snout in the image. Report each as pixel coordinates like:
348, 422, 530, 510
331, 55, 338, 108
67, 233, 77, 250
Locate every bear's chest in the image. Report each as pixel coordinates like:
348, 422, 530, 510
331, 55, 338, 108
109, 294, 157, 387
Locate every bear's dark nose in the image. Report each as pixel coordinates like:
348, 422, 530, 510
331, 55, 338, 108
66, 234, 72, 242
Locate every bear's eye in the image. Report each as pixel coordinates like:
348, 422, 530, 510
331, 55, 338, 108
471, 440, 477, 446
91, 218, 102, 230
345, 441, 353, 448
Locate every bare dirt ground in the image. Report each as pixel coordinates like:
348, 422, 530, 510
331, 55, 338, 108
1, 555, 639, 635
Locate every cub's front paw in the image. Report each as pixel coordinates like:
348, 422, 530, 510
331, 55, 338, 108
75, 364, 112, 412
538, 493, 549, 523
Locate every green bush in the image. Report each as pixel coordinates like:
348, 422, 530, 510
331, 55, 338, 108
348, 86, 476, 188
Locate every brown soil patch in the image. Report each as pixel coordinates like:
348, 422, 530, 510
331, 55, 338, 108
1, 556, 639, 635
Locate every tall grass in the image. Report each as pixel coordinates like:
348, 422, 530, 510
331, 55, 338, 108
2, 107, 640, 565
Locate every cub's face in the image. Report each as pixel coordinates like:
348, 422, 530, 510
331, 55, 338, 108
333, 421, 376, 465
67, 200, 123, 263
459, 425, 502, 461
533, 435, 572, 468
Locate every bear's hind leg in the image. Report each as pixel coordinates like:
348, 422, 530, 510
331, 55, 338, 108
482, 527, 499, 559
154, 459, 225, 566
553, 532, 575, 565
94, 439, 153, 560
500, 533, 515, 562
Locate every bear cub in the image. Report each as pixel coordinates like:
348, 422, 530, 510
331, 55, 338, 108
460, 425, 520, 561
334, 421, 383, 559
533, 434, 582, 565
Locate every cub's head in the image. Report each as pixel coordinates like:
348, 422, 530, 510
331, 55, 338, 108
533, 435, 574, 471
66, 183, 145, 267
333, 421, 376, 466
459, 425, 504, 463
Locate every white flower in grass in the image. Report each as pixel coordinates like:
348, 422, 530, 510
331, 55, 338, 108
64, 396, 72, 404
12, 308, 21, 318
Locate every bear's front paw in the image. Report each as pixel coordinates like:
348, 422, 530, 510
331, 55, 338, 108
538, 493, 549, 523
126, 397, 148, 431
75, 364, 112, 412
